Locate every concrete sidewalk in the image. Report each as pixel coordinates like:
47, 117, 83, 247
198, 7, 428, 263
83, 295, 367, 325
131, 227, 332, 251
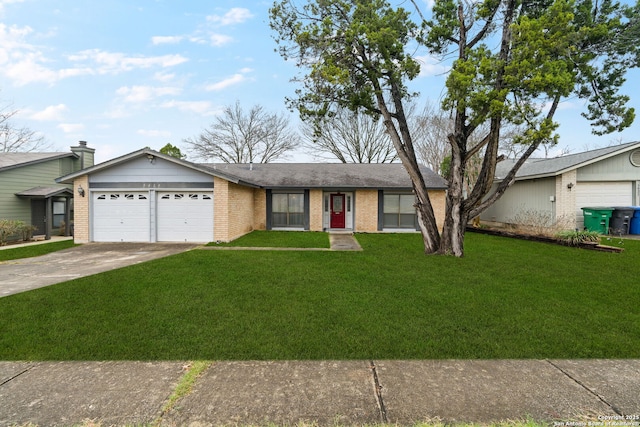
1, 360, 639, 426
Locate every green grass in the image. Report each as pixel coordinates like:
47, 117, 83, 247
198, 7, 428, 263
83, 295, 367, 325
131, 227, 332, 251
0, 239, 76, 261
208, 230, 331, 248
0, 233, 638, 360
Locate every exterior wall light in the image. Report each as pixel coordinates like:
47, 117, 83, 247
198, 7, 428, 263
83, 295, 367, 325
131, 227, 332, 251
77, 185, 85, 197
567, 182, 574, 190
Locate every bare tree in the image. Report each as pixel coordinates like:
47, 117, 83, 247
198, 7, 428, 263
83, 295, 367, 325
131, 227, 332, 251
185, 102, 300, 163
1, 102, 51, 152
410, 102, 452, 176
301, 108, 397, 163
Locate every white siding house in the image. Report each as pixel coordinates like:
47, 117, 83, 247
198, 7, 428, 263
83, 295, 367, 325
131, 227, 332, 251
481, 142, 640, 230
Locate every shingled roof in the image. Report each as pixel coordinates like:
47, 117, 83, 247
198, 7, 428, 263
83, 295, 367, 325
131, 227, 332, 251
494, 141, 640, 181
0, 152, 77, 172
200, 162, 448, 189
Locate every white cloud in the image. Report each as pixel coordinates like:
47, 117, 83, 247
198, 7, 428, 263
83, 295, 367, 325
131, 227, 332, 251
0, 0, 24, 13
206, 68, 254, 91
0, 22, 189, 86
415, 55, 450, 77
160, 100, 219, 116
151, 35, 184, 45
69, 49, 189, 73
154, 71, 176, 82
209, 33, 233, 47
137, 129, 172, 138
30, 104, 67, 121
116, 85, 182, 103
58, 123, 84, 133
207, 8, 253, 26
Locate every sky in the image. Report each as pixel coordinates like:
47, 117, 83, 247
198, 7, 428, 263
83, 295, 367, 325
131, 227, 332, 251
1, 0, 639, 164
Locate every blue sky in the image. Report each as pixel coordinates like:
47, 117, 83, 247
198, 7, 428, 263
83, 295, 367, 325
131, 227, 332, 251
1, 0, 638, 164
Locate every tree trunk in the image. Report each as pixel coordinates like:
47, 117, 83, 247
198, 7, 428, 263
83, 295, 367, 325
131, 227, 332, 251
438, 157, 468, 257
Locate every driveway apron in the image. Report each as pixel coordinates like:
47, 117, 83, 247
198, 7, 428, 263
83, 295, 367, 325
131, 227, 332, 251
0, 243, 198, 298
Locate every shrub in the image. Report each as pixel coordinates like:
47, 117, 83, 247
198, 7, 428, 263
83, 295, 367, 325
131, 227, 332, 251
0, 219, 37, 245
555, 229, 601, 246
0, 219, 21, 246
508, 209, 572, 238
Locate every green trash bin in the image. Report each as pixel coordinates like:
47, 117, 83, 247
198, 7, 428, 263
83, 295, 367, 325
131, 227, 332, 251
581, 207, 613, 234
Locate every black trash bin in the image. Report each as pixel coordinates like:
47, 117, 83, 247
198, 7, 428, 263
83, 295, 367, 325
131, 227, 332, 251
609, 207, 635, 235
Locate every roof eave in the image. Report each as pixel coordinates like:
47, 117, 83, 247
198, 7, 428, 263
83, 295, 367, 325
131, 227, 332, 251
1, 152, 78, 173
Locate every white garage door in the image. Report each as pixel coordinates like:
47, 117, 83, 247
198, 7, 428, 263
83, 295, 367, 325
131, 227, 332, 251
157, 192, 214, 242
576, 182, 632, 229
93, 192, 150, 242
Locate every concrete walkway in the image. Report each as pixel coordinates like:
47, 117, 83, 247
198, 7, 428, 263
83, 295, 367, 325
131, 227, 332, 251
1, 359, 639, 426
0, 242, 199, 297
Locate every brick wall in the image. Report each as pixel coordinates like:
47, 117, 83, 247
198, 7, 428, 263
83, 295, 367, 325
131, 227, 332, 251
354, 190, 379, 232
213, 177, 229, 241
555, 170, 577, 227
73, 175, 90, 243
214, 177, 258, 242
309, 189, 324, 231
253, 188, 267, 231
428, 189, 446, 231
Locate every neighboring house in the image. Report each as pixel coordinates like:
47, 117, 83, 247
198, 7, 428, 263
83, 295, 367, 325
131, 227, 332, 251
0, 141, 95, 240
57, 147, 447, 243
481, 141, 640, 230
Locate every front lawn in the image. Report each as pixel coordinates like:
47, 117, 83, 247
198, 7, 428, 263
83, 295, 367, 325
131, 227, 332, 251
0, 239, 76, 261
207, 230, 331, 248
0, 233, 638, 360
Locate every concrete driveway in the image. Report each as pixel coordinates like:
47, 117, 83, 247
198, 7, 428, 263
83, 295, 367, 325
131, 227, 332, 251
0, 242, 199, 298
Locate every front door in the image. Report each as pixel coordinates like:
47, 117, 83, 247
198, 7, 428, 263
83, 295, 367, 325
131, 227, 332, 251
31, 199, 47, 235
330, 193, 346, 228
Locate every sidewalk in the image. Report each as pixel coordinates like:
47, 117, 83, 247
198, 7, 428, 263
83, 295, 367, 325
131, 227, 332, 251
1, 359, 639, 426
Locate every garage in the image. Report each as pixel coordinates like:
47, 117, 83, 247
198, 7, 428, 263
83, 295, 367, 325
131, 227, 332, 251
576, 182, 633, 229
92, 191, 214, 243
157, 191, 214, 242
92, 192, 150, 242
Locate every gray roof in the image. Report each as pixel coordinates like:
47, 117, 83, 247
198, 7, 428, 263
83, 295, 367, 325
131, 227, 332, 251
0, 152, 77, 172
58, 147, 447, 189
495, 141, 640, 181
199, 163, 448, 189
15, 186, 73, 198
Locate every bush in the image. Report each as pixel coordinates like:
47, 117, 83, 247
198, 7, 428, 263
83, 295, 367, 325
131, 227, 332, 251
0, 219, 21, 246
508, 209, 572, 238
0, 219, 37, 245
555, 229, 601, 246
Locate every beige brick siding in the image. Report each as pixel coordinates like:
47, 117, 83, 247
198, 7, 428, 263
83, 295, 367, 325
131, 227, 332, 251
73, 175, 90, 243
253, 189, 267, 231
214, 177, 257, 242
354, 190, 379, 232
309, 189, 324, 231
555, 170, 577, 226
428, 189, 446, 232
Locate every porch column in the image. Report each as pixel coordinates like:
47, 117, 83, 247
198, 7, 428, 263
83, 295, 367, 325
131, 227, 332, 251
45, 196, 53, 240
64, 196, 72, 236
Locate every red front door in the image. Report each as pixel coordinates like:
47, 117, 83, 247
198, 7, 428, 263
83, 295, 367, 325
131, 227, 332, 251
330, 194, 346, 228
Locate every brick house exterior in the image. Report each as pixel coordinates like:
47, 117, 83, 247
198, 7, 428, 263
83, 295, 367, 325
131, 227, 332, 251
58, 148, 447, 243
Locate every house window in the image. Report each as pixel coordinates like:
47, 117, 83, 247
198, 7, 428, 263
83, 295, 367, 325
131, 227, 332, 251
383, 194, 416, 228
272, 193, 304, 227
53, 201, 65, 228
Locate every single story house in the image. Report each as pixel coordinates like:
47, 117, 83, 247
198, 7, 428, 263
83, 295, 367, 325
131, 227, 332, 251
0, 141, 95, 239
480, 141, 640, 230
57, 147, 447, 243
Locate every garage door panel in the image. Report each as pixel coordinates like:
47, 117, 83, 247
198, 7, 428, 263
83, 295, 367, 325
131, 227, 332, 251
157, 192, 214, 242
576, 182, 632, 230
93, 192, 150, 242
